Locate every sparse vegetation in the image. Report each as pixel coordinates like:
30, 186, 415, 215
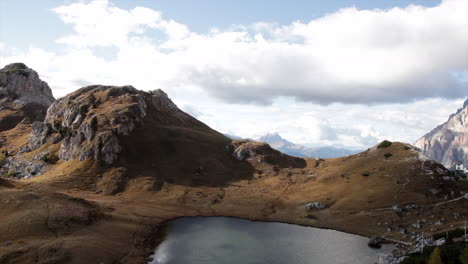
428, 247, 443, 264
433, 228, 465, 243
401, 242, 468, 264
377, 140, 392, 149
404, 145, 411, 150
80, 104, 89, 115
53, 119, 62, 131
41, 153, 59, 164
0, 63, 30, 77
0, 150, 9, 163
384, 153, 393, 158
5, 168, 16, 178
362, 171, 370, 176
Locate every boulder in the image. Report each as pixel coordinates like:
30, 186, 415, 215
368, 236, 385, 248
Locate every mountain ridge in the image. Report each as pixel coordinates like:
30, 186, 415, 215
257, 132, 361, 158
414, 98, 468, 168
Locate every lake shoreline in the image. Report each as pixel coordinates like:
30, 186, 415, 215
148, 216, 393, 263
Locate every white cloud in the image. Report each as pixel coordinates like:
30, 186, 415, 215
2, 0, 466, 103
0, 0, 466, 148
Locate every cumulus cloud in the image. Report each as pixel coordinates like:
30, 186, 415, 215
2, 0, 464, 104
0, 0, 466, 148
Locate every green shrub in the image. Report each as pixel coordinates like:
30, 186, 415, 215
384, 153, 393, 158
378, 140, 392, 149
0, 150, 8, 163
41, 153, 59, 164
5, 168, 16, 178
404, 146, 411, 150
428, 247, 443, 264
401, 242, 468, 264
53, 120, 62, 131
433, 228, 465, 242
80, 104, 89, 115
400, 246, 434, 264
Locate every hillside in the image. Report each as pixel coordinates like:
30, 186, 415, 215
0, 64, 467, 264
415, 99, 468, 169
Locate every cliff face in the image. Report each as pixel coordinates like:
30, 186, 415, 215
414, 99, 468, 169
25, 85, 207, 165
0, 63, 55, 131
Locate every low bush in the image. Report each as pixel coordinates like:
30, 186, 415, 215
433, 228, 465, 242
378, 140, 392, 149
41, 153, 59, 164
401, 242, 468, 264
384, 153, 393, 158
80, 104, 89, 115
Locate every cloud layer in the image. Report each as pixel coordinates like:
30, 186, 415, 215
2, 0, 466, 104
0, 0, 466, 148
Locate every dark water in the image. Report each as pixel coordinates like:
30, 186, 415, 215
149, 217, 393, 264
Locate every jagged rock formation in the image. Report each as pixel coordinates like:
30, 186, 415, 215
0, 63, 54, 131
26, 85, 207, 164
19, 84, 259, 188
258, 132, 360, 158
414, 99, 468, 169
227, 139, 306, 168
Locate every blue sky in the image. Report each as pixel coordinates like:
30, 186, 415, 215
1, 0, 441, 50
0, 0, 466, 148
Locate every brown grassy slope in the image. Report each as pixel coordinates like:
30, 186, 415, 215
20, 86, 305, 191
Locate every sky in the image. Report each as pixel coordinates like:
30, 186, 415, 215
0, 0, 467, 148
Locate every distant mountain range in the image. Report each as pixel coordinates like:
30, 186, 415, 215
415, 98, 468, 169
226, 132, 361, 158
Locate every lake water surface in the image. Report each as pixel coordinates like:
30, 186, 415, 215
149, 217, 393, 264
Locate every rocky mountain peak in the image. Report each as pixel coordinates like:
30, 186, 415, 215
414, 98, 468, 168
25, 85, 210, 165
259, 132, 282, 141
0, 63, 54, 108
258, 132, 295, 149
0, 63, 55, 131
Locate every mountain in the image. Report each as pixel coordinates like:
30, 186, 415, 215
224, 133, 243, 140
0, 64, 466, 264
257, 132, 360, 158
0, 63, 55, 132
414, 98, 468, 169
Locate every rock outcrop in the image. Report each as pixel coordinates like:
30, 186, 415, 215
227, 140, 306, 168
25, 85, 206, 165
0, 63, 55, 131
414, 99, 468, 169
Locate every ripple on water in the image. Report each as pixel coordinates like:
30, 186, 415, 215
149, 217, 393, 264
